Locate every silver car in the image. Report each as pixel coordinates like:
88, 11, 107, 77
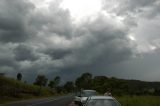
75, 90, 97, 105
84, 96, 121, 106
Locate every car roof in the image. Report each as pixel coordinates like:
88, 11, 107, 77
89, 96, 114, 100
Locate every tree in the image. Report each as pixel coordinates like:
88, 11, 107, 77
92, 76, 108, 93
48, 80, 55, 88
54, 76, 60, 87
34, 75, 48, 86
48, 76, 61, 89
75, 72, 92, 89
0, 73, 5, 77
63, 81, 74, 92
17, 73, 22, 81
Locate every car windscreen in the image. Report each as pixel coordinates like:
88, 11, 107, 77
86, 99, 120, 106
81, 91, 97, 97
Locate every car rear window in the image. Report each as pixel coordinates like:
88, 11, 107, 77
81, 90, 97, 97
86, 99, 120, 106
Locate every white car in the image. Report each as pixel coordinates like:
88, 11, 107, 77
75, 90, 97, 105
84, 96, 121, 106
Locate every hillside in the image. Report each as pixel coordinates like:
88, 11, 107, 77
75, 73, 160, 96
0, 76, 54, 103
91, 76, 160, 96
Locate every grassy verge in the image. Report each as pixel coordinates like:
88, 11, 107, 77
0, 95, 58, 104
0, 76, 56, 104
115, 95, 160, 106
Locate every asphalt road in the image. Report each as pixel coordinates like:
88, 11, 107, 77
1, 95, 74, 106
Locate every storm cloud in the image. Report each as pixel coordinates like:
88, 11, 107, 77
14, 44, 39, 61
0, 0, 160, 82
0, 0, 34, 43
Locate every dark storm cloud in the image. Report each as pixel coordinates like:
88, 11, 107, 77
14, 44, 39, 61
0, 0, 74, 78
2, 0, 160, 82
0, 43, 17, 67
0, 57, 18, 68
0, 0, 135, 82
100, 0, 160, 81
61, 15, 134, 67
28, 4, 73, 39
103, 0, 160, 18
44, 49, 72, 60
0, 42, 19, 75
18, 11, 134, 81
0, 0, 34, 42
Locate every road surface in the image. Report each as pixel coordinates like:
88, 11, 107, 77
1, 95, 75, 106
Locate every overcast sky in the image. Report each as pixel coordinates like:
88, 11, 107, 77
0, 0, 160, 82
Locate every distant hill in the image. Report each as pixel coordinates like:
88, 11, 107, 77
75, 73, 160, 96
91, 76, 160, 96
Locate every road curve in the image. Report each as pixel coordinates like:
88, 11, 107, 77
1, 95, 74, 106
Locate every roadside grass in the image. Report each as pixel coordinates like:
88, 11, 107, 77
0, 76, 53, 96
0, 76, 56, 104
0, 97, 21, 104
0, 95, 58, 104
116, 95, 160, 106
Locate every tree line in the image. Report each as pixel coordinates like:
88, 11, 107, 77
15, 72, 160, 96
15, 73, 74, 93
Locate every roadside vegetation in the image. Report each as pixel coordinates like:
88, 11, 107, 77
0, 72, 160, 105
0, 76, 54, 104
0, 73, 74, 104
116, 96, 160, 106
75, 73, 160, 96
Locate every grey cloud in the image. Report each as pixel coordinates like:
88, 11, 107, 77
0, 0, 153, 82
0, 43, 17, 66
127, 0, 160, 18
0, 0, 34, 43
103, 0, 160, 18
102, 0, 160, 29
107, 0, 156, 14
121, 0, 156, 12
44, 49, 72, 60
60, 15, 134, 68
14, 44, 39, 61
13, 12, 134, 82
28, 4, 73, 39
0, 0, 74, 80
103, 0, 160, 53
0, 43, 19, 74
0, 30, 28, 43
0, 57, 18, 68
